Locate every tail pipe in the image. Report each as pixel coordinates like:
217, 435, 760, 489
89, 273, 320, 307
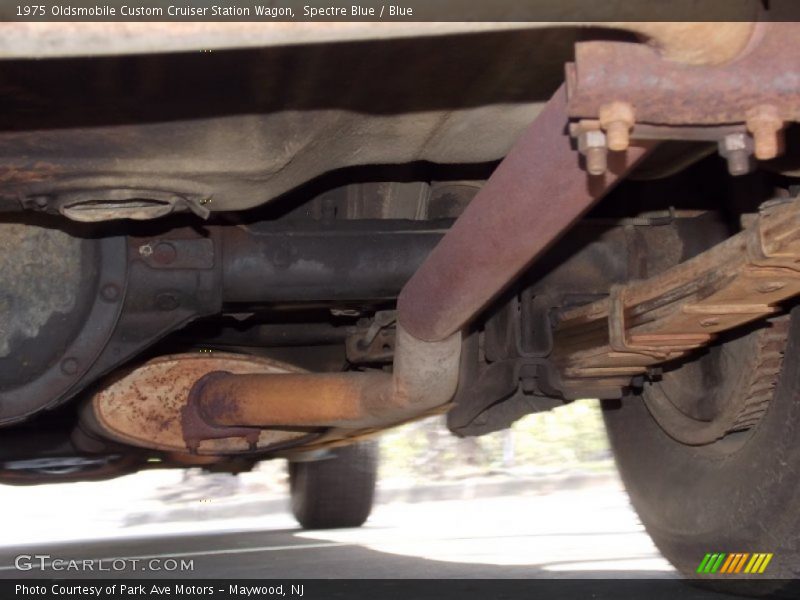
180, 84, 654, 446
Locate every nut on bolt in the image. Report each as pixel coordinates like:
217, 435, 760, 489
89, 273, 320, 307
599, 102, 635, 152
718, 132, 754, 176
746, 105, 784, 161
577, 129, 608, 176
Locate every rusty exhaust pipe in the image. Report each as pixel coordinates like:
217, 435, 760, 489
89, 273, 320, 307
181, 326, 461, 451
175, 84, 654, 448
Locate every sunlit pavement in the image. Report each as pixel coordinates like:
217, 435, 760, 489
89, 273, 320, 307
0, 470, 687, 579
297, 486, 674, 576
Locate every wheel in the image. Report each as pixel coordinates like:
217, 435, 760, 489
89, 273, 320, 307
288, 440, 378, 529
603, 308, 800, 592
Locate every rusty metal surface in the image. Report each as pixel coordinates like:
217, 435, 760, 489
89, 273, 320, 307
0, 221, 81, 357
176, 325, 460, 451
0, 229, 127, 425
345, 311, 397, 364
397, 84, 655, 342
90, 353, 311, 455
194, 326, 460, 431
221, 222, 444, 303
0, 21, 766, 217
610, 22, 756, 66
346, 328, 396, 364
566, 22, 800, 126
193, 372, 388, 428
551, 197, 800, 397
0, 29, 573, 215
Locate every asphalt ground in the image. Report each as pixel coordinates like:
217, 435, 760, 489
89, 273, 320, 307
0, 480, 748, 598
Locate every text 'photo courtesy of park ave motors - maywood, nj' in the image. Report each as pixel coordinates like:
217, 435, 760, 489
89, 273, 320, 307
15, 583, 304, 597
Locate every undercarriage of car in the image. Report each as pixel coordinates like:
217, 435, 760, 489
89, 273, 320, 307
2, 10, 800, 580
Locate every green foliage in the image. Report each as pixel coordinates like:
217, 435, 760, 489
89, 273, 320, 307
379, 400, 612, 482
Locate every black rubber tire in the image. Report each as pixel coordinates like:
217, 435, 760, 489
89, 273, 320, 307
603, 307, 800, 593
288, 441, 378, 530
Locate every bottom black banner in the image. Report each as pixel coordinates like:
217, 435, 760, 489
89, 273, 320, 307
2, 579, 799, 600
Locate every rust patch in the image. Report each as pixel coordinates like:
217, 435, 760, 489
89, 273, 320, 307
90, 352, 308, 455
196, 372, 385, 428
552, 197, 800, 398
567, 22, 800, 125
0, 220, 81, 357
181, 370, 262, 454
397, 84, 654, 342
0, 161, 64, 185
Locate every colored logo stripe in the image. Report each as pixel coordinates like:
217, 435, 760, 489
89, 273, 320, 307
698, 553, 774, 574
697, 553, 713, 573
719, 553, 736, 573
697, 553, 726, 573
736, 553, 750, 573
722, 553, 748, 573
745, 553, 774, 574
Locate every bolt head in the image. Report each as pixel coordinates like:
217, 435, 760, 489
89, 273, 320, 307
718, 133, 754, 176
60, 357, 79, 375
153, 242, 177, 265
718, 132, 751, 154
578, 130, 608, 175
100, 283, 121, 302
578, 129, 607, 151
155, 293, 180, 311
